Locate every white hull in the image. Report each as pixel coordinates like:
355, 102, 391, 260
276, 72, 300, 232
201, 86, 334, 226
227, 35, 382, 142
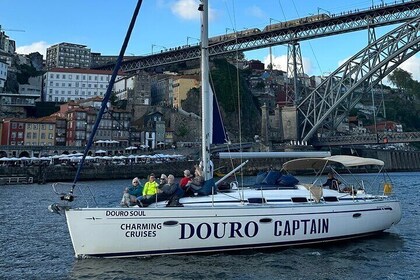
65, 190, 401, 258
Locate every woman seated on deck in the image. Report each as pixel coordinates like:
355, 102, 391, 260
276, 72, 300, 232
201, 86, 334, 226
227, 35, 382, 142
120, 177, 142, 207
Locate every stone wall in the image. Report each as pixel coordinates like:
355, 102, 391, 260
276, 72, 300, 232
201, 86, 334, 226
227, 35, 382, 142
1, 150, 419, 183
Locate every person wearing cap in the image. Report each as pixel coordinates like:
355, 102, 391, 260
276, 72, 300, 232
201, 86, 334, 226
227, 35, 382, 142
180, 169, 192, 190
142, 173, 159, 198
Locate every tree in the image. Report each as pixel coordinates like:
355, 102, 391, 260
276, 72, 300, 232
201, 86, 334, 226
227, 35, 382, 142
388, 68, 413, 90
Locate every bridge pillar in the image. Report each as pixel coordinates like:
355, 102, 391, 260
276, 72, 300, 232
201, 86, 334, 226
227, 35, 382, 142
261, 103, 269, 144
281, 106, 298, 141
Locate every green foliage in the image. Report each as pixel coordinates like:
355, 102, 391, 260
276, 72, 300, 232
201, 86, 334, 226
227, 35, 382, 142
182, 87, 200, 115
210, 58, 261, 140
176, 124, 189, 137
388, 68, 413, 89
386, 68, 420, 131
16, 64, 43, 84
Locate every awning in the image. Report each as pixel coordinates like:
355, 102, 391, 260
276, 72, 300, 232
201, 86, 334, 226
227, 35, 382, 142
283, 155, 384, 171
125, 146, 138, 150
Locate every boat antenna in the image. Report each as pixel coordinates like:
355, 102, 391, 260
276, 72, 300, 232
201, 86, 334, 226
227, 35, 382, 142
62, 0, 144, 202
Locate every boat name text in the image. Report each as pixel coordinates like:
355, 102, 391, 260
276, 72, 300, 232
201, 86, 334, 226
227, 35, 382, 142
106, 210, 146, 217
179, 218, 329, 240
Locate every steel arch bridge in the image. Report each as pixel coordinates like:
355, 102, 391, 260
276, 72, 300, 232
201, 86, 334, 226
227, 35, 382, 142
298, 17, 420, 142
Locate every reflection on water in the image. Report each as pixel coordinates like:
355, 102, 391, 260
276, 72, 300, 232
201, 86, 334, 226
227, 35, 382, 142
68, 233, 407, 280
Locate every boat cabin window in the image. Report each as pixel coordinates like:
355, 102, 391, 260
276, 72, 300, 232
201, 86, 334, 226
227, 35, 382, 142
323, 196, 339, 202
248, 198, 267, 204
291, 197, 308, 203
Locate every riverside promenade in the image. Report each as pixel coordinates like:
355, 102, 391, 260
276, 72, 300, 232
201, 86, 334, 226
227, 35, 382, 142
0, 149, 419, 184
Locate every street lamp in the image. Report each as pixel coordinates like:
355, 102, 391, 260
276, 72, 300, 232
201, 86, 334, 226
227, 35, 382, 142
187, 36, 200, 45
225, 27, 236, 35
317, 7, 331, 16
151, 44, 167, 54
269, 17, 281, 27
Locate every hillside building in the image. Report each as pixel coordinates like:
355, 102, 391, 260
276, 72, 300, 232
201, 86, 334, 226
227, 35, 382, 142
43, 68, 123, 102
46, 42, 91, 70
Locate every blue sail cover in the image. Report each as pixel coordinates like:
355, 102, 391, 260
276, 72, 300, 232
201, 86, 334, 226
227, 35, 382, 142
212, 94, 229, 145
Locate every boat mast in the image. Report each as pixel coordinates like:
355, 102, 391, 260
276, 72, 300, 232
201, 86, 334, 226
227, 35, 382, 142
200, 0, 212, 181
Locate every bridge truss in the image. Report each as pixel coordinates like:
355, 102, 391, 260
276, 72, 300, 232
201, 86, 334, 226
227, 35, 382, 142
99, 1, 420, 72
298, 17, 420, 142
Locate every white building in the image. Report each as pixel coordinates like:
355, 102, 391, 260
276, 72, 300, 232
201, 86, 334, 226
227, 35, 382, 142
0, 59, 7, 90
43, 68, 124, 102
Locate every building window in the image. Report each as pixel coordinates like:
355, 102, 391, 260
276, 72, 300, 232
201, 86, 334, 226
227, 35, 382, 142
12, 123, 17, 129
27, 132, 31, 139
69, 75, 72, 79
27, 124, 32, 129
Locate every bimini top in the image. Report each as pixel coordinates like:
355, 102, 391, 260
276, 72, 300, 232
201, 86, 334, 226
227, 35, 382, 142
282, 155, 385, 171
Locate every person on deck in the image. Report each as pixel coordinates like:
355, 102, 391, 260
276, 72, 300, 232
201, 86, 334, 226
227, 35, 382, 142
142, 173, 159, 199
139, 174, 180, 207
179, 169, 192, 190
121, 177, 142, 207
159, 174, 167, 188
323, 172, 341, 191
185, 166, 205, 196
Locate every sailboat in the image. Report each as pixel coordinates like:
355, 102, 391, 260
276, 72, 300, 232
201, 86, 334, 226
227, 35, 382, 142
50, 0, 401, 258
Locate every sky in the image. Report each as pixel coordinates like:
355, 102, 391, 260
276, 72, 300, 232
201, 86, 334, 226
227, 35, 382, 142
1, 0, 419, 81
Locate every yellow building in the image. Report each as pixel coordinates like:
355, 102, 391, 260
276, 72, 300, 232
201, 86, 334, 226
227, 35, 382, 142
172, 76, 200, 109
24, 117, 56, 146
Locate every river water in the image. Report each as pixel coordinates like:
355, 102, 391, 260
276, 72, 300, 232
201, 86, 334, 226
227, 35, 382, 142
1, 173, 419, 280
